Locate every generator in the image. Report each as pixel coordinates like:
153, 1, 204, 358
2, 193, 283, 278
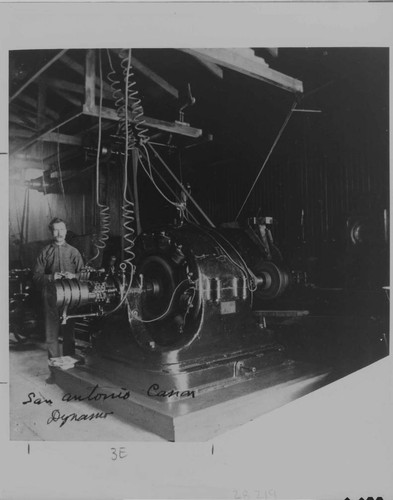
48, 220, 292, 395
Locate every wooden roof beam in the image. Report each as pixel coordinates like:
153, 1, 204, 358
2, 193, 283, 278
10, 127, 34, 138
188, 54, 223, 79
10, 129, 82, 147
182, 48, 303, 93
9, 114, 36, 131
16, 93, 59, 121
41, 132, 82, 146
132, 56, 179, 99
9, 106, 40, 129
82, 104, 203, 139
59, 52, 113, 95
10, 110, 83, 155
10, 49, 68, 102
51, 87, 82, 108
41, 76, 113, 100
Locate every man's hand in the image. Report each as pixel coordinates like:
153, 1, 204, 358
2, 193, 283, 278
53, 272, 76, 280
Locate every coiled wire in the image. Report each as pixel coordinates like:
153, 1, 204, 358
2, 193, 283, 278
103, 49, 151, 311
89, 50, 110, 265
109, 49, 149, 150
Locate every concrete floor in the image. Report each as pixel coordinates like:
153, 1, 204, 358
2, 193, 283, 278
9, 337, 165, 441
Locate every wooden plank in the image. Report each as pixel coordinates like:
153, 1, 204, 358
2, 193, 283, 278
131, 56, 179, 99
84, 49, 96, 113
82, 104, 203, 138
10, 49, 68, 102
190, 54, 223, 79
41, 132, 82, 146
182, 48, 303, 93
60, 52, 112, 95
44, 76, 84, 95
10, 104, 42, 128
17, 93, 59, 121
9, 128, 34, 138
60, 53, 83, 72
42, 76, 113, 100
37, 80, 47, 129
51, 87, 82, 107
9, 111, 37, 130
10, 111, 83, 155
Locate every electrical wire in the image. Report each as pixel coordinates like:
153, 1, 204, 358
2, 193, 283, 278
88, 50, 110, 265
138, 147, 179, 207
129, 279, 193, 323
118, 49, 149, 149
147, 143, 216, 228
12, 186, 22, 239
102, 49, 147, 313
41, 159, 53, 221
121, 50, 138, 281
138, 147, 199, 225
189, 221, 257, 293
56, 133, 69, 220
19, 187, 30, 263
235, 99, 298, 221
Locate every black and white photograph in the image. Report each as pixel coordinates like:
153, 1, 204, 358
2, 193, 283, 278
8, 44, 389, 440
1, 3, 393, 499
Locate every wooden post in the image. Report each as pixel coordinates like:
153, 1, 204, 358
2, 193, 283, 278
84, 49, 96, 113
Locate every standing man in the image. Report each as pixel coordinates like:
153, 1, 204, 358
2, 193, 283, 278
33, 217, 84, 359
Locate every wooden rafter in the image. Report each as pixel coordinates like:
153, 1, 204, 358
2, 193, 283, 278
188, 54, 223, 79
10, 128, 81, 147
82, 104, 203, 139
41, 76, 112, 100
10, 111, 83, 155
10, 128, 34, 138
42, 132, 82, 146
182, 48, 303, 93
9, 106, 39, 129
129, 55, 179, 99
9, 114, 36, 131
59, 52, 113, 95
51, 87, 82, 107
10, 49, 68, 102
16, 93, 59, 121
84, 49, 96, 114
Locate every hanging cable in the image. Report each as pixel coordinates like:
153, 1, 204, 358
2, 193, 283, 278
138, 146, 178, 207
88, 50, 110, 265
189, 221, 257, 293
235, 99, 298, 221
13, 186, 22, 240
147, 143, 216, 228
56, 134, 69, 220
117, 49, 149, 149
41, 158, 53, 220
121, 49, 138, 277
138, 147, 199, 224
105, 49, 149, 312
19, 187, 29, 263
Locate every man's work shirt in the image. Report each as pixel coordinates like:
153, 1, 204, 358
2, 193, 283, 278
33, 242, 84, 289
